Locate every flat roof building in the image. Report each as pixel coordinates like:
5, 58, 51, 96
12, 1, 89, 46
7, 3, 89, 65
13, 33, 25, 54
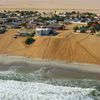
36, 26, 57, 36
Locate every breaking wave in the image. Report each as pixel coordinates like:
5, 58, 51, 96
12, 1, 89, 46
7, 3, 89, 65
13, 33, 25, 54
0, 68, 99, 100
0, 56, 100, 100
0, 80, 99, 100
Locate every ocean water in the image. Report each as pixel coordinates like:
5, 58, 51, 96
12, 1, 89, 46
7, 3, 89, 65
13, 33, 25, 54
0, 56, 100, 100
0, 69, 100, 100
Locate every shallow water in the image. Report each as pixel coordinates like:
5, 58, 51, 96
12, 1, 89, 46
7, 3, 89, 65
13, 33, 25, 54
0, 56, 100, 100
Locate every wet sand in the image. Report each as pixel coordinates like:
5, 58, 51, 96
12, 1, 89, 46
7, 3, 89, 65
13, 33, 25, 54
0, 55, 100, 80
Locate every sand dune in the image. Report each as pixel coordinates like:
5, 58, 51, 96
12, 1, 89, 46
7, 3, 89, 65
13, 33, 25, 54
0, 29, 100, 65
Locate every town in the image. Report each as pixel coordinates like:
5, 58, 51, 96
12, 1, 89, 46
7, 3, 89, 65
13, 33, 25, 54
0, 10, 100, 44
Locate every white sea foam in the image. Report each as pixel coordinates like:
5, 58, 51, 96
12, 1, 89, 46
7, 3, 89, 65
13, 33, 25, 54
0, 80, 97, 100
0, 56, 99, 100
0, 67, 50, 81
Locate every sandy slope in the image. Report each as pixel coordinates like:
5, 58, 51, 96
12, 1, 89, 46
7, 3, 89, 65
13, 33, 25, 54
0, 29, 100, 65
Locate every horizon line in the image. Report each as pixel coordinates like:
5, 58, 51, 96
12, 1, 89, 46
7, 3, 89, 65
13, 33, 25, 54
0, 8, 100, 10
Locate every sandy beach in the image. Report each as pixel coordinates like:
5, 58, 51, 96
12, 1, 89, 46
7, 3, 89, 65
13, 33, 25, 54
0, 29, 100, 65
0, 55, 100, 80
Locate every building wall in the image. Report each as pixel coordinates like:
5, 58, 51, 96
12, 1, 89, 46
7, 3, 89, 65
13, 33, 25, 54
36, 28, 51, 36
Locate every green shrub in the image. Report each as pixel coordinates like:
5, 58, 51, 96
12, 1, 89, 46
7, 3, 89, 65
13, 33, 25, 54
79, 26, 87, 33
25, 38, 35, 45
80, 29, 86, 33
30, 32, 36, 37
73, 26, 79, 32
90, 27, 96, 33
87, 22, 94, 27
96, 33, 100, 36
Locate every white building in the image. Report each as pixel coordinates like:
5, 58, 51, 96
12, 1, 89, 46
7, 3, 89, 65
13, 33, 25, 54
35, 27, 54, 36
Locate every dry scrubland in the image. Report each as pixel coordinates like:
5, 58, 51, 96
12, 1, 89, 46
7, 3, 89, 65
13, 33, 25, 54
0, 27, 100, 65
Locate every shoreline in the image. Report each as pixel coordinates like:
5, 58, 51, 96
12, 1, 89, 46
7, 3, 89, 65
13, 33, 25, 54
0, 55, 100, 80
0, 55, 100, 73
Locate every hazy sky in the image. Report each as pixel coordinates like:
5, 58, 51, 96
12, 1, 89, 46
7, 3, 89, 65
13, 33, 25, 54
0, 0, 100, 9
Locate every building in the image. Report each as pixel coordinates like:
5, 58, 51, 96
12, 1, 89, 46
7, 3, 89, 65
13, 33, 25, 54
35, 27, 57, 36
15, 27, 34, 37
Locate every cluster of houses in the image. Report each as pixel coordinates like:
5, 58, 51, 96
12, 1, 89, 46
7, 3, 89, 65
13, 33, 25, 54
0, 10, 99, 29
0, 10, 100, 36
0, 11, 40, 29
14, 27, 35, 38
37, 11, 100, 25
60, 11, 99, 24
73, 22, 100, 34
14, 26, 57, 37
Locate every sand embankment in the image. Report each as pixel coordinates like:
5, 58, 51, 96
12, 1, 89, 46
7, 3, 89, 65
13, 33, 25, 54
0, 29, 100, 65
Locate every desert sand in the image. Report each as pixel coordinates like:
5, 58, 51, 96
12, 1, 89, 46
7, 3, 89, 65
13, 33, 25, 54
0, 0, 100, 14
0, 0, 100, 9
0, 27, 100, 65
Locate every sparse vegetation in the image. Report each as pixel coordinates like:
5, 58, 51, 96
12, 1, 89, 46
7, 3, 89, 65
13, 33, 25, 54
90, 27, 96, 34
96, 33, 100, 36
25, 38, 35, 45
79, 26, 87, 33
30, 31, 36, 37
73, 26, 79, 32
